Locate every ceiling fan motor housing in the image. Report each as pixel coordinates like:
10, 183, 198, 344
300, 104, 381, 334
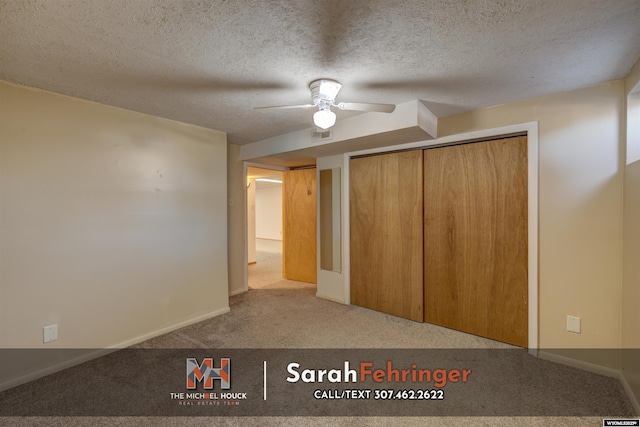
309, 79, 342, 105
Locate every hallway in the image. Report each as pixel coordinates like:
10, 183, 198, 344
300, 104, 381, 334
248, 238, 283, 289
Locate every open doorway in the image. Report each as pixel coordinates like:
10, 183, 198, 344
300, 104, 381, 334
247, 166, 284, 289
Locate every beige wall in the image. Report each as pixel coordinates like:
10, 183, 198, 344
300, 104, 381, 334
622, 58, 640, 411
227, 143, 247, 296
0, 81, 229, 355
439, 81, 625, 363
256, 183, 283, 241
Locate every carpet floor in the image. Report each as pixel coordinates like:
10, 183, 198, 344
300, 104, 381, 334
0, 249, 636, 426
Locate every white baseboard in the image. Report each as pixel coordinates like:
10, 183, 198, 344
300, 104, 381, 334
109, 306, 230, 349
316, 291, 344, 304
620, 371, 640, 415
537, 351, 640, 414
0, 306, 230, 392
229, 287, 248, 296
0, 348, 116, 393
537, 350, 620, 378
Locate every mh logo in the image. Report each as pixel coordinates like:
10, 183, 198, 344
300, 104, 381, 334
186, 357, 230, 390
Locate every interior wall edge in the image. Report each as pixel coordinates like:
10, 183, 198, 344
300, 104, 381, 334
228, 143, 248, 297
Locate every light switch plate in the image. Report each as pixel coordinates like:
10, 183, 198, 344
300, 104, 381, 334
567, 316, 581, 333
44, 324, 58, 343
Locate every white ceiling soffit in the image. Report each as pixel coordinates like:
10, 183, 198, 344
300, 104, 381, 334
1, 0, 639, 150
241, 100, 436, 167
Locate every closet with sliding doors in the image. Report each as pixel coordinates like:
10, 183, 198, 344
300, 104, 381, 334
349, 136, 528, 347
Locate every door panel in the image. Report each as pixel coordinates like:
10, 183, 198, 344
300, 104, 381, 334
423, 136, 528, 347
283, 168, 317, 283
350, 151, 424, 322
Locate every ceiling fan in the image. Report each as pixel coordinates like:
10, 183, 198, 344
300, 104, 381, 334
255, 79, 396, 130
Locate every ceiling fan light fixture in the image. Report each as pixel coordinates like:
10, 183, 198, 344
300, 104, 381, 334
313, 107, 336, 129
255, 78, 395, 130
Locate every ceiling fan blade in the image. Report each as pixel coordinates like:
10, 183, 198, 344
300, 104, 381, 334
336, 102, 396, 113
254, 104, 314, 110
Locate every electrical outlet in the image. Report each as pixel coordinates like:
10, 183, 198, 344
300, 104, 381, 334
43, 324, 58, 343
567, 316, 581, 334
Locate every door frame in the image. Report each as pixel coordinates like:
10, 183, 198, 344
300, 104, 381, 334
342, 122, 539, 354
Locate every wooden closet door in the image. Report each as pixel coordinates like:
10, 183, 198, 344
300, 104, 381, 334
283, 168, 317, 283
423, 136, 528, 347
350, 151, 424, 322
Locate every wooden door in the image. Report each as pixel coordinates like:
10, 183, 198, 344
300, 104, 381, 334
283, 168, 317, 283
423, 136, 528, 347
350, 151, 424, 322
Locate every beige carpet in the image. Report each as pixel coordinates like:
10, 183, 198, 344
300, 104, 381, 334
248, 239, 286, 289
0, 252, 636, 425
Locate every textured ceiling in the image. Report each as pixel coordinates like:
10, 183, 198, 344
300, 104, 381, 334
1, 0, 639, 146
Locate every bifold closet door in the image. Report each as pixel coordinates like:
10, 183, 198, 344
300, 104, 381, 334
283, 168, 317, 284
424, 136, 528, 347
350, 151, 423, 322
